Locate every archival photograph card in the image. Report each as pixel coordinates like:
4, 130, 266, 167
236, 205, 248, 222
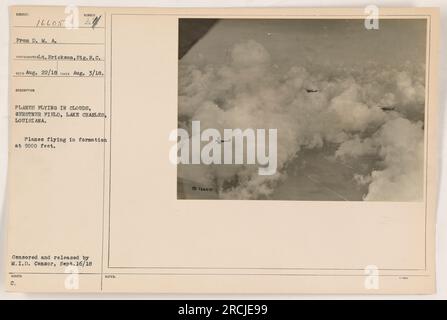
5, 6, 439, 293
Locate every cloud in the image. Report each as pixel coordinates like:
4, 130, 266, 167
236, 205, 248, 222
178, 40, 425, 200
230, 40, 271, 68
364, 118, 424, 201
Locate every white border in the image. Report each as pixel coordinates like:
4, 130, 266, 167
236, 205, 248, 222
0, 0, 445, 300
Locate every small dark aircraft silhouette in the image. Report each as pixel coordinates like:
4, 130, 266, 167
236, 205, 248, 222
305, 88, 319, 93
215, 138, 231, 144
379, 106, 396, 112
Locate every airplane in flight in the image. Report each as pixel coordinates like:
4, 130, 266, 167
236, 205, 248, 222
379, 106, 396, 112
215, 138, 231, 144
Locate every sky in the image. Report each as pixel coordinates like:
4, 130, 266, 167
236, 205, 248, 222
183, 19, 427, 69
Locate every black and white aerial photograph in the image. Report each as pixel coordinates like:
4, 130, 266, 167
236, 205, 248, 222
177, 18, 427, 201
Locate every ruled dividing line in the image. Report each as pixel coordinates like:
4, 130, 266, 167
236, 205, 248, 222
12, 75, 104, 78
13, 58, 105, 62
12, 26, 105, 29
13, 42, 105, 45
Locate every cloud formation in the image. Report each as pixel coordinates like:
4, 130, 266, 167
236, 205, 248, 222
178, 40, 425, 200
